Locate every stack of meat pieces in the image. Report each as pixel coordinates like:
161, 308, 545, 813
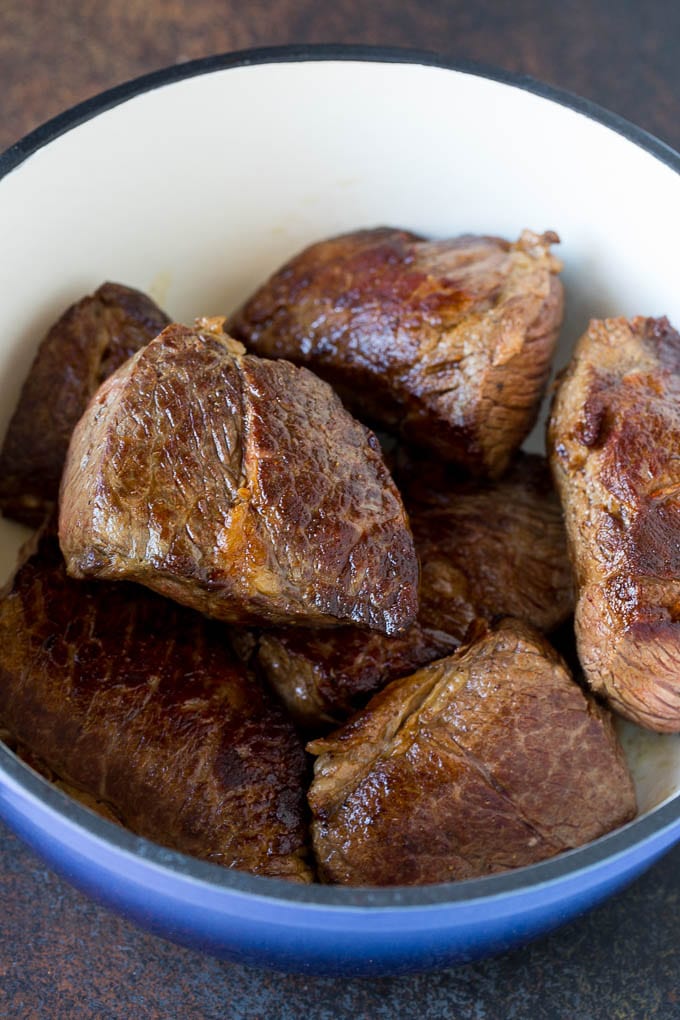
0, 224, 654, 888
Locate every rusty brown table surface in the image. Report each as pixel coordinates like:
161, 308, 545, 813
2, 3, 680, 1017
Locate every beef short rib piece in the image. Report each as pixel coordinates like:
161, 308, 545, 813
59, 319, 418, 634
0, 530, 311, 881
548, 315, 680, 732
246, 452, 572, 730
228, 227, 564, 476
307, 618, 636, 886
0, 282, 170, 526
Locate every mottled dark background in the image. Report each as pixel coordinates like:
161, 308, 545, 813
1, 1, 680, 1017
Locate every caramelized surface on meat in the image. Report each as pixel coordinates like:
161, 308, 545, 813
307, 619, 636, 886
59, 320, 418, 634
229, 227, 564, 476
252, 623, 459, 730
548, 315, 680, 732
403, 451, 574, 638
0, 283, 170, 526
247, 452, 572, 730
0, 531, 312, 881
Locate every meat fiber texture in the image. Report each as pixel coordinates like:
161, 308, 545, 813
0, 282, 170, 527
548, 315, 680, 732
246, 452, 573, 730
399, 450, 574, 637
307, 618, 637, 886
251, 620, 458, 731
0, 529, 312, 881
228, 227, 564, 477
59, 319, 418, 634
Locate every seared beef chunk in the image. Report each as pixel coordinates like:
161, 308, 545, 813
401, 450, 573, 638
246, 452, 572, 729
307, 619, 636, 886
0, 283, 170, 526
0, 530, 311, 881
251, 623, 459, 730
59, 319, 418, 634
228, 227, 563, 476
548, 315, 680, 732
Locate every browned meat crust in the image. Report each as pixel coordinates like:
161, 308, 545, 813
548, 315, 680, 732
246, 453, 572, 730
252, 623, 458, 730
307, 619, 636, 886
401, 450, 573, 637
59, 319, 418, 634
0, 530, 312, 881
228, 227, 564, 476
0, 283, 170, 526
